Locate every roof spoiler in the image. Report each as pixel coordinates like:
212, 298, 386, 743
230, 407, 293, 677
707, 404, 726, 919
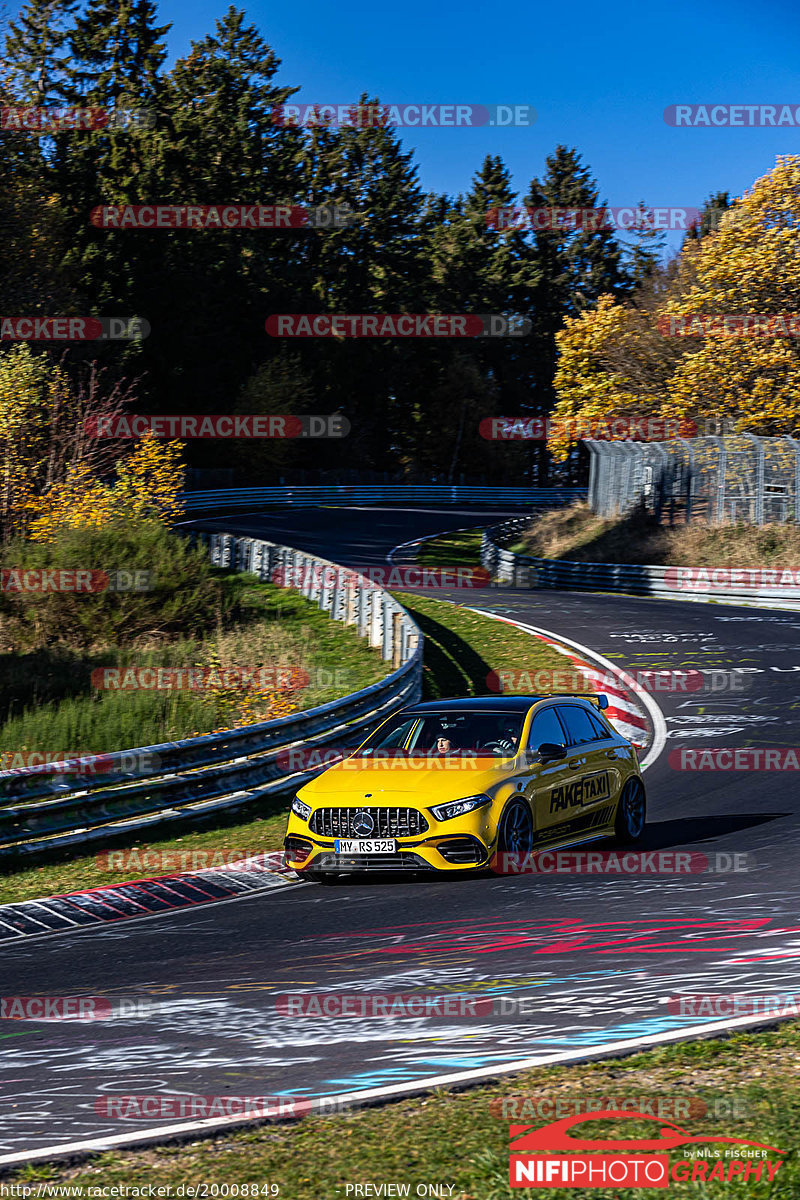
550, 692, 609, 709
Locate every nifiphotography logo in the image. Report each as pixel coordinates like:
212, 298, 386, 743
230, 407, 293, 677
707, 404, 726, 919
508, 1110, 786, 1188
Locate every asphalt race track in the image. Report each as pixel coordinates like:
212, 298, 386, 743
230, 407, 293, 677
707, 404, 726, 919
3, 506, 800, 1162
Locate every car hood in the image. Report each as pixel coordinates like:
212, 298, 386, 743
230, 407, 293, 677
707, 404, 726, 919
300, 756, 516, 798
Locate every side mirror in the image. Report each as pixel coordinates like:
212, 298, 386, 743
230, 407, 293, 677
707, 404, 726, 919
536, 742, 567, 763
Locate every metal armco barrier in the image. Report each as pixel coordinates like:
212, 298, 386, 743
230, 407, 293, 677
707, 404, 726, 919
481, 517, 800, 610
181, 485, 586, 511
0, 535, 422, 859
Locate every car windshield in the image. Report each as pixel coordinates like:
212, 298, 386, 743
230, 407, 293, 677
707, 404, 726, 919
354, 710, 525, 757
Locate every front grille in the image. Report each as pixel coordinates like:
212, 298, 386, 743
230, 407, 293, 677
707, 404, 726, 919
310, 806, 429, 839
315, 852, 434, 872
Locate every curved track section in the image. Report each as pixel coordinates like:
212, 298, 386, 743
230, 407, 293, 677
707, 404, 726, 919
3, 507, 800, 1164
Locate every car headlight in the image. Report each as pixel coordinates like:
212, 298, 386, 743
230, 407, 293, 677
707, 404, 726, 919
428, 793, 492, 822
291, 796, 312, 821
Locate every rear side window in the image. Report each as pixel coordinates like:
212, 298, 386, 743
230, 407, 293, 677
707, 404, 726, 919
556, 705, 602, 747
527, 706, 567, 750
586, 709, 614, 739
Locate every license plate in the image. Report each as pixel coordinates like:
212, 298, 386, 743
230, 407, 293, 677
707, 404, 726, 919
334, 839, 396, 854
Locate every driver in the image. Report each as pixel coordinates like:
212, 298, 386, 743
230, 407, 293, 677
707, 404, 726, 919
434, 734, 458, 755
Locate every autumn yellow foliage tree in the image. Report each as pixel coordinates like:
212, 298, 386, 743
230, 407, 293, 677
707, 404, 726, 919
0, 343, 140, 535
551, 155, 800, 459
0, 346, 59, 528
551, 296, 678, 461
27, 433, 185, 542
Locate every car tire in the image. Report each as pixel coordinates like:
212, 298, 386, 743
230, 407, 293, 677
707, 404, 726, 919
491, 798, 535, 873
614, 778, 647, 844
304, 870, 338, 885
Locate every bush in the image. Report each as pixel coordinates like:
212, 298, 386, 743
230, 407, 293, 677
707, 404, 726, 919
0, 521, 225, 651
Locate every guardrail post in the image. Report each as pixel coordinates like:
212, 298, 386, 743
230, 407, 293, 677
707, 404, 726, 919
262, 543, 275, 582
330, 569, 343, 620
370, 591, 383, 650
345, 573, 358, 625
307, 554, 322, 603
219, 534, 231, 567
380, 598, 391, 660
357, 583, 369, 638
320, 563, 333, 612
391, 610, 402, 668
234, 538, 250, 571
275, 545, 288, 586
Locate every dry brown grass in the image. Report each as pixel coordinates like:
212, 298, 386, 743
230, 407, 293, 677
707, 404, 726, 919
518, 502, 800, 567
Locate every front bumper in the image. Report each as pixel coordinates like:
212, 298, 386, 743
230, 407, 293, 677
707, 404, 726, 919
284, 827, 492, 874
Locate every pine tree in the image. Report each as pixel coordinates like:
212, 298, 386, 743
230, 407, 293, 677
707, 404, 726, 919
415, 155, 538, 481
523, 146, 631, 479
621, 200, 668, 288
3, 0, 77, 106
286, 97, 429, 471
142, 7, 304, 427
684, 191, 732, 243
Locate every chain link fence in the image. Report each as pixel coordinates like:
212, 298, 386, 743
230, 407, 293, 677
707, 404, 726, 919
586, 435, 800, 525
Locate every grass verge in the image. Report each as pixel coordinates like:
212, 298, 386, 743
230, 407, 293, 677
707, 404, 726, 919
0, 573, 387, 756
392, 591, 564, 700
6, 1020, 799, 1196
0, 593, 567, 902
415, 528, 485, 568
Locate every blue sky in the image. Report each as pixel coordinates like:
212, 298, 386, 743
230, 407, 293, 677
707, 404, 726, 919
158, 0, 798, 253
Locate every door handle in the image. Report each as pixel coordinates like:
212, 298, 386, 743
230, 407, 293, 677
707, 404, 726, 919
568, 758, 583, 769
605, 750, 618, 759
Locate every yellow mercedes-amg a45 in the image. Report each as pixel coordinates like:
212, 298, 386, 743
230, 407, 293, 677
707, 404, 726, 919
284, 695, 646, 880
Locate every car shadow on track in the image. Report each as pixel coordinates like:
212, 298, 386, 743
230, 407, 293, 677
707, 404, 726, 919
639, 812, 787, 850
303, 814, 786, 887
